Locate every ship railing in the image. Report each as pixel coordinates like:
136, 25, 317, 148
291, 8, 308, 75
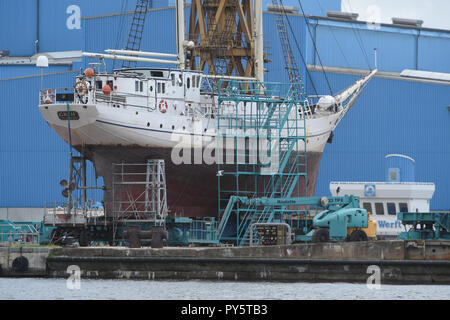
39, 88, 76, 105
188, 219, 220, 244
43, 201, 105, 226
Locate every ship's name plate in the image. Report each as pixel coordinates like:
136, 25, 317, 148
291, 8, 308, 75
57, 111, 80, 121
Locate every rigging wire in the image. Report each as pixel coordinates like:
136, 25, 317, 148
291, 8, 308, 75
315, 0, 353, 70
113, 0, 129, 70
296, 0, 334, 96
278, 0, 319, 97
343, 1, 373, 71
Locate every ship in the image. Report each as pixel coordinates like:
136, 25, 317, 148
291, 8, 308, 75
38, 0, 377, 218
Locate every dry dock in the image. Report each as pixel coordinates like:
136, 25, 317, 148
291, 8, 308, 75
1, 241, 450, 284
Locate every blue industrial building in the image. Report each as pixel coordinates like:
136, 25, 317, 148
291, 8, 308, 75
0, 1, 449, 219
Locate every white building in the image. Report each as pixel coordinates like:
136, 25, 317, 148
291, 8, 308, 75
329, 181, 435, 239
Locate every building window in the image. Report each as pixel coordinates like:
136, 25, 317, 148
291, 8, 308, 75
387, 203, 397, 215
375, 203, 384, 215
399, 203, 409, 213
362, 203, 373, 214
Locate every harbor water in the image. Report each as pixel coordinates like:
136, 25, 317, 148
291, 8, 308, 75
0, 278, 449, 300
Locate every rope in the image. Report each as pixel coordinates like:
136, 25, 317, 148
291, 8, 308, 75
296, 0, 334, 96
113, 0, 129, 70
344, 1, 373, 71
278, 0, 319, 97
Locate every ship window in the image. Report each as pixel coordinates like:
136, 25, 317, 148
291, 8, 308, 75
196, 76, 201, 88
187, 77, 190, 89
362, 203, 372, 214
107, 80, 114, 91
399, 203, 408, 213
150, 86, 153, 92
135, 81, 139, 92
162, 83, 166, 94
157, 82, 161, 93
387, 203, 397, 215
140, 81, 144, 92
151, 71, 164, 77
375, 203, 384, 215
171, 74, 175, 86
179, 74, 183, 87
95, 80, 103, 90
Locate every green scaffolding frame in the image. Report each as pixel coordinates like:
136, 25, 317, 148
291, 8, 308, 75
216, 80, 310, 246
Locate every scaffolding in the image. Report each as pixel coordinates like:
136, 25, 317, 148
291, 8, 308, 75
216, 80, 309, 246
187, 0, 259, 79
112, 160, 167, 225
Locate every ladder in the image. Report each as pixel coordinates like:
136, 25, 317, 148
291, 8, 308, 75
272, 0, 305, 101
122, 0, 152, 68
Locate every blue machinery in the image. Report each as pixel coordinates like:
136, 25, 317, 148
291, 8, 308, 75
398, 212, 450, 240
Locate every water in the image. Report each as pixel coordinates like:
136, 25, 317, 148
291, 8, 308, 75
0, 278, 449, 300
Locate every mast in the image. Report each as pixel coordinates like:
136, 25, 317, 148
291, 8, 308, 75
176, 0, 186, 70
254, 0, 264, 82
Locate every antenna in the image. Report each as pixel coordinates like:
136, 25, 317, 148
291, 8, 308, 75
374, 48, 378, 69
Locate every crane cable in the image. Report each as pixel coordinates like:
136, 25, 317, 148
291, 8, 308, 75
296, 0, 334, 96
278, 0, 319, 98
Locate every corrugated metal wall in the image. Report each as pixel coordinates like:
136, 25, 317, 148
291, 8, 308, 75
264, 13, 307, 84
0, 0, 38, 56
309, 71, 450, 210
418, 31, 450, 73
83, 7, 177, 72
0, 65, 71, 80
0, 68, 102, 207
308, 19, 418, 72
0, 0, 169, 56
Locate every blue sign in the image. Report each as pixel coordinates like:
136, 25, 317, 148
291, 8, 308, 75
364, 184, 376, 197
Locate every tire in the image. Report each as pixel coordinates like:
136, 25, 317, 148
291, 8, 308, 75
12, 256, 29, 273
349, 230, 368, 242
311, 228, 330, 243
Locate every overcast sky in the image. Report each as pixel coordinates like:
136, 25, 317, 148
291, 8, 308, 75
341, 0, 450, 30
